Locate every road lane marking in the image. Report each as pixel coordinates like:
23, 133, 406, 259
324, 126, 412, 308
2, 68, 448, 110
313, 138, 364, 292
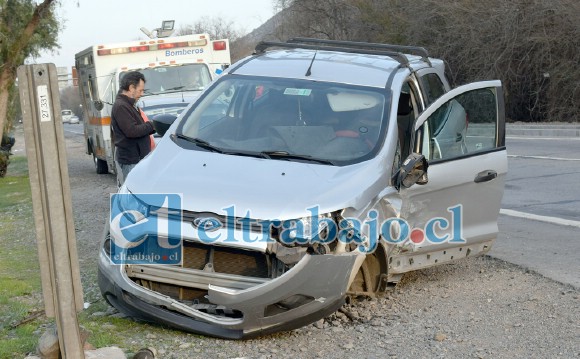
500, 209, 580, 229
507, 136, 580, 141
507, 155, 580, 161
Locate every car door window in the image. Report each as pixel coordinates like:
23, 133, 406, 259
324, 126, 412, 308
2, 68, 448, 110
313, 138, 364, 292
396, 82, 421, 159
417, 84, 501, 161
420, 73, 446, 105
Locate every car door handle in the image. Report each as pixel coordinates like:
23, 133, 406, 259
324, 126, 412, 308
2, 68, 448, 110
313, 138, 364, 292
474, 170, 497, 183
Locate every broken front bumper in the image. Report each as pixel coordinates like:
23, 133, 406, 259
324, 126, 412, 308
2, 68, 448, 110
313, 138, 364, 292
98, 243, 359, 339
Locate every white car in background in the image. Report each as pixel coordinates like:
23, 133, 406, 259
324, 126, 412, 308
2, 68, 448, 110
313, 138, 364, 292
69, 115, 80, 124
61, 109, 74, 123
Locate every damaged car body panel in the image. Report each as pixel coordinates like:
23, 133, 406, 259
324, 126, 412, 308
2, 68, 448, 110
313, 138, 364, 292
98, 229, 360, 338
98, 39, 507, 338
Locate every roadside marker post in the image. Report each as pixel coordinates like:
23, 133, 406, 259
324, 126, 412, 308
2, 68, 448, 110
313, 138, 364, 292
17, 64, 85, 359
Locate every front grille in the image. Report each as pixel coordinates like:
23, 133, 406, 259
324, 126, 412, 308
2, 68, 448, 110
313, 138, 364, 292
128, 240, 290, 303
183, 241, 270, 278
181, 242, 208, 270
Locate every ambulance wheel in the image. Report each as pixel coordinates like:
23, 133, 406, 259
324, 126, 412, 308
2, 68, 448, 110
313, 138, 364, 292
94, 154, 108, 174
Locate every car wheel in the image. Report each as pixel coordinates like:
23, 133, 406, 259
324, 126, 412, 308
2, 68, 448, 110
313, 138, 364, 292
93, 153, 108, 174
348, 253, 382, 297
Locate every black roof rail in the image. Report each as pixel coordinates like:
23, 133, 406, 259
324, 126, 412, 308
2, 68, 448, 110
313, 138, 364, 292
254, 41, 410, 66
288, 38, 430, 62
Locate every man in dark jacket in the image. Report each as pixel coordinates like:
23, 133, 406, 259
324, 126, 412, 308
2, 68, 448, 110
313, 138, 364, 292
111, 71, 155, 186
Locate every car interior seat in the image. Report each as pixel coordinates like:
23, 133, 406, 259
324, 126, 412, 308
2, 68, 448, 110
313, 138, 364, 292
247, 90, 301, 138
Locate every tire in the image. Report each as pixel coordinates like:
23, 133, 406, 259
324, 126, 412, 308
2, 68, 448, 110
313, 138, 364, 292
348, 253, 382, 296
93, 153, 108, 174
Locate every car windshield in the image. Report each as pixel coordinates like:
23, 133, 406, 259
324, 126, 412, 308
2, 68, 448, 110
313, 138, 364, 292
141, 102, 189, 119
177, 76, 389, 165
122, 63, 212, 95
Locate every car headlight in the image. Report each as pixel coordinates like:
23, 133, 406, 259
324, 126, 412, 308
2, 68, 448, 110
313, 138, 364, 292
115, 185, 150, 224
278, 212, 337, 246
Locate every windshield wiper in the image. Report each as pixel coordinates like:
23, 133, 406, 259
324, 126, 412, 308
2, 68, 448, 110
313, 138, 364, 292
184, 84, 204, 91
260, 151, 335, 165
175, 135, 262, 158
164, 86, 185, 91
174, 134, 223, 153
150, 86, 186, 95
174, 136, 331, 163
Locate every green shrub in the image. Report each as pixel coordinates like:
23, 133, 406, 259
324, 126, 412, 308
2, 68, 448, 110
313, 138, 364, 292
0, 150, 9, 178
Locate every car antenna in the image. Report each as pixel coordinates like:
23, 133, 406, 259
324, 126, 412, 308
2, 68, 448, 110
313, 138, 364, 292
305, 50, 317, 77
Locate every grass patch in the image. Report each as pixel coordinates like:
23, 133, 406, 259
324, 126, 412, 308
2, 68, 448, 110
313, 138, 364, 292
0, 156, 30, 212
0, 324, 39, 359
0, 160, 44, 358
0, 178, 39, 334
77, 304, 198, 352
78, 314, 140, 348
6, 155, 28, 177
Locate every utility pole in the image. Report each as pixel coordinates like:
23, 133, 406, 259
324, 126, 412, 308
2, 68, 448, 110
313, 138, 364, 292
17, 63, 85, 359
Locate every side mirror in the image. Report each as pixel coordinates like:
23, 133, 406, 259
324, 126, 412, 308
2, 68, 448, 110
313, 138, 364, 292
151, 114, 177, 137
394, 153, 429, 190
93, 100, 104, 111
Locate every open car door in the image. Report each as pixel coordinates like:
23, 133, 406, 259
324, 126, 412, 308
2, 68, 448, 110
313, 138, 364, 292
390, 80, 507, 274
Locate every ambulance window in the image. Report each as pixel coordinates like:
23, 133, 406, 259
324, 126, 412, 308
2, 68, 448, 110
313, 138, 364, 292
88, 75, 96, 102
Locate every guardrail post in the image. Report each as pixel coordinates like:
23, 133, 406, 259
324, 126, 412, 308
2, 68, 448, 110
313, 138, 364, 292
17, 63, 85, 359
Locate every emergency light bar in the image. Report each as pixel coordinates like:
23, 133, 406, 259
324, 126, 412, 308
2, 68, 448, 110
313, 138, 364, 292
213, 41, 227, 51
158, 42, 189, 50
97, 38, 209, 56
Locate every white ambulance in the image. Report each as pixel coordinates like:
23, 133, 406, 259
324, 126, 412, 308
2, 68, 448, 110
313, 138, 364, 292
75, 33, 231, 174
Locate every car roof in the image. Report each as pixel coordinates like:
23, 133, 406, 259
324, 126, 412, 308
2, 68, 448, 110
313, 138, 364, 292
231, 48, 435, 88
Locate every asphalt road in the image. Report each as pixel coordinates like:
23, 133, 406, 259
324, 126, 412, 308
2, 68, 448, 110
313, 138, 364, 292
61, 123, 580, 288
492, 136, 580, 288
63, 121, 84, 135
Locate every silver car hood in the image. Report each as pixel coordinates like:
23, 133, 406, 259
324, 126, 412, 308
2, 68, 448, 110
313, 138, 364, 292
138, 91, 200, 108
125, 138, 387, 220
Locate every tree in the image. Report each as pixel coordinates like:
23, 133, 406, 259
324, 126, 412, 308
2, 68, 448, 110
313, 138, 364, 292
274, 0, 362, 41
278, 0, 580, 122
60, 85, 82, 117
0, 0, 60, 142
176, 16, 243, 42
175, 16, 248, 61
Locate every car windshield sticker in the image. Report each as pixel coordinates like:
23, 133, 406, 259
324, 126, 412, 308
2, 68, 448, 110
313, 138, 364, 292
284, 88, 312, 96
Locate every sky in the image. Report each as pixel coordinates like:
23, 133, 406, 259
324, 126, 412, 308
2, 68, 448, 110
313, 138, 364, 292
30, 0, 278, 69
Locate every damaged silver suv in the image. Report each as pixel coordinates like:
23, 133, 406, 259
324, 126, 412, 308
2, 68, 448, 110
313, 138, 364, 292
98, 38, 507, 339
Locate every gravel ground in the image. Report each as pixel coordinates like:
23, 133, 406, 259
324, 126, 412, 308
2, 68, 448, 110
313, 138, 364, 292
14, 124, 580, 358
